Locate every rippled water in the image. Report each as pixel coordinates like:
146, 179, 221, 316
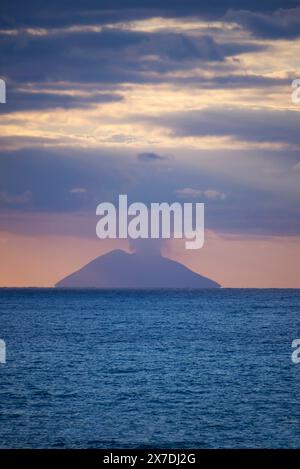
0, 288, 299, 448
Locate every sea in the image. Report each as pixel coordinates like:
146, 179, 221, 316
0, 288, 299, 448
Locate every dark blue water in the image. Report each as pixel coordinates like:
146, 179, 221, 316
0, 289, 299, 448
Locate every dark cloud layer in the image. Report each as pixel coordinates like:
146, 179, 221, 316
0, 29, 265, 87
1, 1, 299, 29
225, 7, 300, 39
137, 152, 166, 162
0, 0, 294, 115
0, 89, 123, 113
147, 107, 300, 145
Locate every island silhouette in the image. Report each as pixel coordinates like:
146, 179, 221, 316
55, 249, 220, 288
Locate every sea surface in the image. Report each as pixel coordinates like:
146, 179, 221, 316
0, 288, 299, 448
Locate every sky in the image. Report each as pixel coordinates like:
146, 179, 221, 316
0, 0, 300, 287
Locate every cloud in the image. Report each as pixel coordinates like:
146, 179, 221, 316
69, 187, 87, 194
174, 73, 289, 89
176, 188, 204, 197
137, 152, 166, 162
203, 189, 226, 200
0, 190, 32, 205
148, 107, 300, 145
0, 27, 267, 88
2, 89, 123, 113
225, 7, 300, 39
176, 187, 226, 200
129, 238, 165, 255
1, 1, 293, 30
